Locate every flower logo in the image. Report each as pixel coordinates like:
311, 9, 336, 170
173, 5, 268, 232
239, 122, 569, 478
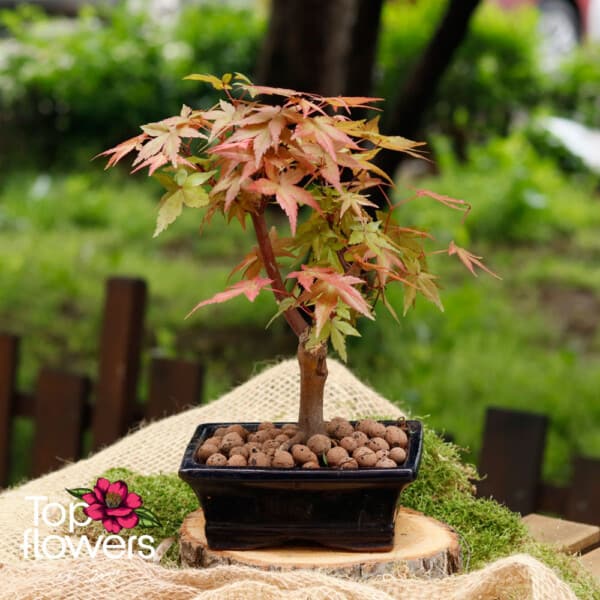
66, 478, 160, 534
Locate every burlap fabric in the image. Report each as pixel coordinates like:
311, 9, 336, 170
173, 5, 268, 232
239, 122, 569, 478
0, 359, 577, 599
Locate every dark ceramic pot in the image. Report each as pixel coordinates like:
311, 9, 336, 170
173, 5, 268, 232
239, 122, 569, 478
178, 419, 423, 551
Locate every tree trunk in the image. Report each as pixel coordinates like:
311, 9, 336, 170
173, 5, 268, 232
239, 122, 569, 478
297, 331, 327, 437
257, 0, 383, 98
369, 0, 483, 210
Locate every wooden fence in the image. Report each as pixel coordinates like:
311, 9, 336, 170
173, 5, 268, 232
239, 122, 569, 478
0, 276, 598, 526
0, 277, 204, 487
477, 407, 599, 526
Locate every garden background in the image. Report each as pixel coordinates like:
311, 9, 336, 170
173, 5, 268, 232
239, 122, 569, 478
1, 0, 599, 492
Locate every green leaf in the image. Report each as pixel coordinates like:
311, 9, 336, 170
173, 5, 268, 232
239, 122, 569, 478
65, 488, 93, 500
183, 73, 232, 90
135, 507, 161, 528
330, 326, 347, 362
181, 186, 210, 208
185, 170, 216, 187
403, 284, 417, 316
154, 191, 183, 237
334, 320, 360, 337
152, 173, 177, 191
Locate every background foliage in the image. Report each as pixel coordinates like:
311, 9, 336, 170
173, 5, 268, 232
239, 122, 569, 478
1, 1, 599, 492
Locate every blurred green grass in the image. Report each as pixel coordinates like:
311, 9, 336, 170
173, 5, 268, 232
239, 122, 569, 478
1, 131, 599, 485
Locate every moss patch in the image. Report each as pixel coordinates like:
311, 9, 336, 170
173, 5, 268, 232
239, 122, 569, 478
81, 429, 598, 598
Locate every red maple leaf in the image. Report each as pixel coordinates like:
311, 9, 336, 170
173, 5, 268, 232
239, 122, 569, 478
186, 277, 272, 317
448, 241, 501, 279
287, 266, 373, 334
248, 169, 321, 234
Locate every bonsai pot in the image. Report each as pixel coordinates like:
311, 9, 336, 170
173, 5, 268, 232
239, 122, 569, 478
178, 419, 423, 551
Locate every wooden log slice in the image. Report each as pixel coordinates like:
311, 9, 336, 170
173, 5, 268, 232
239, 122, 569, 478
180, 507, 461, 579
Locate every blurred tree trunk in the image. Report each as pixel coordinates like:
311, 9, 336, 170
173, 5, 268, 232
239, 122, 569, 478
370, 0, 482, 209
257, 0, 384, 96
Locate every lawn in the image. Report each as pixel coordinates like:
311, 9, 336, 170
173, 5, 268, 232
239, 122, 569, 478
1, 132, 599, 485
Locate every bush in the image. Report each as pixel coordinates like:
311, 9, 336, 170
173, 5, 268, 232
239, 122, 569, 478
0, 2, 264, 168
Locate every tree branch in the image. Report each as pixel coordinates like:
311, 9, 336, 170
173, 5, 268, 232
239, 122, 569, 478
251, 210, 308, 337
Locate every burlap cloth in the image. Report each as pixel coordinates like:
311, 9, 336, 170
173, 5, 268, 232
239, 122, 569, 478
0, 359, 577, 599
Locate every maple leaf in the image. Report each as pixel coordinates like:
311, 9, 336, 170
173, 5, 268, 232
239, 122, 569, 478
229, 227, 294, 281
184, 73, 233, 90
153, 170, 214, 237
292, 117, 359, 162
321, 96, 384, 112
287, 266, 373, 334
186, 277, 272, 318
97, 133, 148, 169
448, 241, 501, 279
414, 189, 471, 220
248, 170, 321, 235
338, 190, 378, 220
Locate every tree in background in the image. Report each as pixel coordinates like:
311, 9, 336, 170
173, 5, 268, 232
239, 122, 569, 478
259, 0, 483, 207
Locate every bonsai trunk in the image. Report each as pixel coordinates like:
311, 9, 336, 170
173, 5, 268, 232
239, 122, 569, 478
297, 330, 327, 437
251, 209, 327, 437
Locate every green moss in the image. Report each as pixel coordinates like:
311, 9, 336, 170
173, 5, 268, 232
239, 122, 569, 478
81, 430, 598, 598
80, 468, 197, 566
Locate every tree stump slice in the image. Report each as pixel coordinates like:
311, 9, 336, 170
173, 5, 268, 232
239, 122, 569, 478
180, 507, 461, 579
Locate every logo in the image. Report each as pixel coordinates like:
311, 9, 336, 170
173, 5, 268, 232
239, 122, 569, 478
22, 478, 161, 560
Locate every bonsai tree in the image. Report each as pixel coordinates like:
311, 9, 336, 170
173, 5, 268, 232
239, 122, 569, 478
102, 73, 497, 439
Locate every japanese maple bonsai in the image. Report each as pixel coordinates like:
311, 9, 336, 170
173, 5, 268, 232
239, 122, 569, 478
102, 73, 497, 550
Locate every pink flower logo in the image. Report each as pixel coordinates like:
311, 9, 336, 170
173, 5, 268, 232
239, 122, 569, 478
67, 478, 160, 534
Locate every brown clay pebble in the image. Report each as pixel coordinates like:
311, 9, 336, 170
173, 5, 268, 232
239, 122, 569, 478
227, 454, 247, 467
248, 430, 270, 444
248, 451, 270, 467
375, 449, 389, 461
206, 453, 227, 466
258, 422, 275, 431
272, 450, 295, 468
229, 446, 249, 459
262, 439, 280, 452
219, 432, 244, 454
265, 428, 281, 439
356, 419, 377, 435
225, 424, 248, 438
325, 417, 344, 435
369, 422, 387, 439
353, 447, 378, 467
339, 458, 359, 469
195, 443, 219, 463
214, 427, 228, 437
292, 445, 318, 465
366, 437, 390, 453
244, 442, 261, 453
351, 431, 369, 447
307, 434, 332, 455
385, 426, 408, 449
281, 424, 300, 435
339, 436, 358, 453
375, 457, 397, 468
302, 461, 320, 469
326, 418, 354, 440
326, 446, 349, 467
389, 447, 407, 464
204, 436, 222, 447
274, 434, 289, 444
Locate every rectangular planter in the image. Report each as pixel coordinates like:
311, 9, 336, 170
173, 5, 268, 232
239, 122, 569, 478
178, 419, 423, 551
